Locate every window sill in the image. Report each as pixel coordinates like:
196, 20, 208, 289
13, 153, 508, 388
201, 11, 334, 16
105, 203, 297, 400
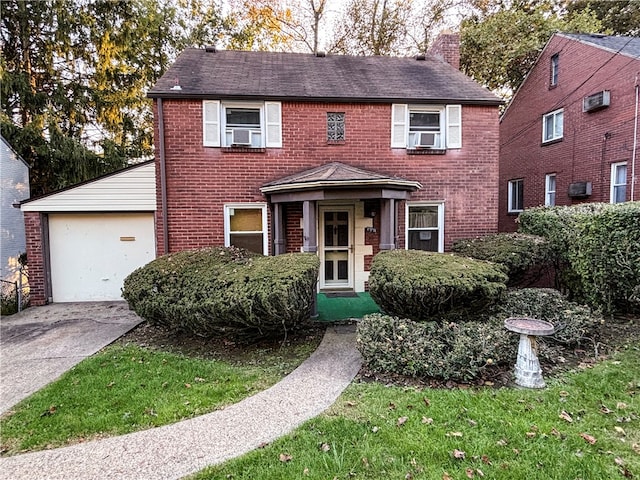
221, 146, 267, 153
507, 210, 523, 215
541, 138, 563, 146
327, 140, 345, 145
407, 148, 446, 155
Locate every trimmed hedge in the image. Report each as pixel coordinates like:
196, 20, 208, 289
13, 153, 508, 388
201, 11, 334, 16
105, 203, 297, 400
451, 233, 552, 286
122, 247, 320, 342
368, 250, 508, 321
357, 288, 601, 382
519, 202, 640, 313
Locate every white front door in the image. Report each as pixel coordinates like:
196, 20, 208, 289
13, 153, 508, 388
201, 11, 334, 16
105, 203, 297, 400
319, 206, 353, 289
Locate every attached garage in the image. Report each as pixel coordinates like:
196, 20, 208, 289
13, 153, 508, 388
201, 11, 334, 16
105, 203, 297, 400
21, 162, 156, 303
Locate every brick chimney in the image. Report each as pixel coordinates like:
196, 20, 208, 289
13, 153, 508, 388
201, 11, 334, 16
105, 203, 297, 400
427, 31, 460, 70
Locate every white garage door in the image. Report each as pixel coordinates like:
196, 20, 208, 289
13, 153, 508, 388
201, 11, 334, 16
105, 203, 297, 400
49, 213, 156, 302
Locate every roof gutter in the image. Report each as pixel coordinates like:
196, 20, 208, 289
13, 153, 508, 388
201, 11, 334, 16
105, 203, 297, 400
158, 98, 169, 254
146, 92, 503, 107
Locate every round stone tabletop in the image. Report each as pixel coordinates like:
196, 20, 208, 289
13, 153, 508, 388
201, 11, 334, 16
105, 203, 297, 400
504, 317, 555, 336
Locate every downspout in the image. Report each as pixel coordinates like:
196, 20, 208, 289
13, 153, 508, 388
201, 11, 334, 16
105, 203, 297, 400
158, 98, 169, 254
631, 76, 639, 201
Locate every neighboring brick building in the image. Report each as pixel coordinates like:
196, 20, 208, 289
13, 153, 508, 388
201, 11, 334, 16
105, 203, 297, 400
499, 33, 640, 232
148, 36, 502, 293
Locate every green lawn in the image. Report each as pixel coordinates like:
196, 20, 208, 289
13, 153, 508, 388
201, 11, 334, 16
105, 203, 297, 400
0, 341, 315, 455
193, 348, 640, 480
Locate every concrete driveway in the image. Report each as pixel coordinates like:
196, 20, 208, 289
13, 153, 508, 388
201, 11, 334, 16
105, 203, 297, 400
0, 302, 143, 414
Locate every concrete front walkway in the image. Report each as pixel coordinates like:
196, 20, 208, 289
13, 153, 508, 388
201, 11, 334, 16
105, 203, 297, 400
0, 324, 362, 480
0, 302, 143, 414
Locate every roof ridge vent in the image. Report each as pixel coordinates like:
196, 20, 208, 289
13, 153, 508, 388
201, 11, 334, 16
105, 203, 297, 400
205, 45, 217, 53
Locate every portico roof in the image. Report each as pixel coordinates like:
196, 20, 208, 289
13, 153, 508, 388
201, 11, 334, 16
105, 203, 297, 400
261, 162, 421, 197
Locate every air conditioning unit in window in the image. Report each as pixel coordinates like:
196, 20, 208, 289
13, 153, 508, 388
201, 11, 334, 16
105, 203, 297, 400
415, 132, 438, 148
231, 128, 252, 146
583, 90, 610, 113
568, 181, 592, 198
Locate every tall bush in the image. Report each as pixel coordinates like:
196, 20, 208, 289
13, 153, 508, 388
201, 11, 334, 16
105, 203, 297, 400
368, 250, 508, 321
519, 202, 640, 313
122, 247, 320, 342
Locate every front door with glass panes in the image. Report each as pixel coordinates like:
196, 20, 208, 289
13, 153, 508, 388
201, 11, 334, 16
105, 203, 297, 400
319, 207, 353, 289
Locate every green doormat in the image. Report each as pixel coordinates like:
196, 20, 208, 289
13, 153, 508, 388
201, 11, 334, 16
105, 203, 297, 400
316, 292, 380, 322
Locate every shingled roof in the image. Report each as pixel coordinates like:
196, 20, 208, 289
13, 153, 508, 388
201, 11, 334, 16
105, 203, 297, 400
560, 33, 640, 60
148, 49, 501, 105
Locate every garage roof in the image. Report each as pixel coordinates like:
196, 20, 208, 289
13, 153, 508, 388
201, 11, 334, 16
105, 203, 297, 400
21, 161, 156, 212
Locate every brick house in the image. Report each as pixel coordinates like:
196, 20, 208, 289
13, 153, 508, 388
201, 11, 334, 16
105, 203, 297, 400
146, 34, 501, 293
499, 33, 640, 232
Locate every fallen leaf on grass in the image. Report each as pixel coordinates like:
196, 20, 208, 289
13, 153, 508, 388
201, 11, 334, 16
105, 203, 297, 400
452, 449, 466, 459
496, 439, 508, 447
423, 398, 431, 407
422, 417, 433, 424
600, 405, 613, 414
442, 473, 453, 480
446, 432, 463, 438
279, 453, 293, 462
40, 405, 57, 417
106, 381, 115, 388
632, 443, 640, 455
303, 467, 309, 475
525, 432, 537, 438
345, 401, 357, 407
466, 468, 475, 478
617, 402, 628, 410
397, 416, 408, 426
184, 383, 191, 389
615, 426, 627, 436
580, 433, 597, 445
559, 411, 573, 423
320, 443, 331, 452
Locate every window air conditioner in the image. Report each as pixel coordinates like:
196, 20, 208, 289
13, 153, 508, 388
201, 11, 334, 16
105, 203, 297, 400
415, 132, 437, 148
231, 128, 252, 146
583, 91, 610, 113
568, 181, 592, 198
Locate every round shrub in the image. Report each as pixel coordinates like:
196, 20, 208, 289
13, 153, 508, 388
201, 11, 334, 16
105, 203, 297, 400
122, 247, 320, 342
368, 250, 508, 321
493, 288, 601, 345
452, 233, 552, 286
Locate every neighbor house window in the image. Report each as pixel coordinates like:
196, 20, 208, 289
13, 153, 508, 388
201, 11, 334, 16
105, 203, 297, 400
508, 179, 524, 212
545, 173, 556, 206
202, 100, 282, 148
391, 104, 462, 149
224, 204, 268, 255
550, 53, 559, 87
327, 112, 345, 141
542, 108, 563, 143
610, 162, 627, 204
406, 203, 444, 252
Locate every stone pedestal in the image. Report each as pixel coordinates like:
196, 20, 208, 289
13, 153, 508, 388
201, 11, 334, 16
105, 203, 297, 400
504, 317, 555, 389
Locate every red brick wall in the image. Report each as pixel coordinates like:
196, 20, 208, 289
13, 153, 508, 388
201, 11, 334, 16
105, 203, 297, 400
499, 34, 640, 232
285, 203, 303, 252
24, 212, 47, 305
154, 100, 500, 255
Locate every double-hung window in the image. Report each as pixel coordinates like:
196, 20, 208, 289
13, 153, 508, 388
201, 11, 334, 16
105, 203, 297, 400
542, 109, 563, 143
610, 162, 627, 204
545, 174, 556, 206
202, 100, 282, 148
406, 203, 444, 252
508, 179, 524, 213
224, 204, 268, 255
391, 104, 462, 150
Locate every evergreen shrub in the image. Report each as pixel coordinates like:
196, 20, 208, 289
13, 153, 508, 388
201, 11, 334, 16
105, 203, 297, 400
122, 247, 320, 342
368, 250, 508, 321
452, 233, 552, 286
519, 202, 640, 313
356, 288, 601, 381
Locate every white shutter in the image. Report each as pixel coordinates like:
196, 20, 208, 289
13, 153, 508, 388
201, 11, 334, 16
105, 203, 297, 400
391, 104, 408, 148
202, 100, 220, 147
264, 101, 282, 148
446, 104, 462, 149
